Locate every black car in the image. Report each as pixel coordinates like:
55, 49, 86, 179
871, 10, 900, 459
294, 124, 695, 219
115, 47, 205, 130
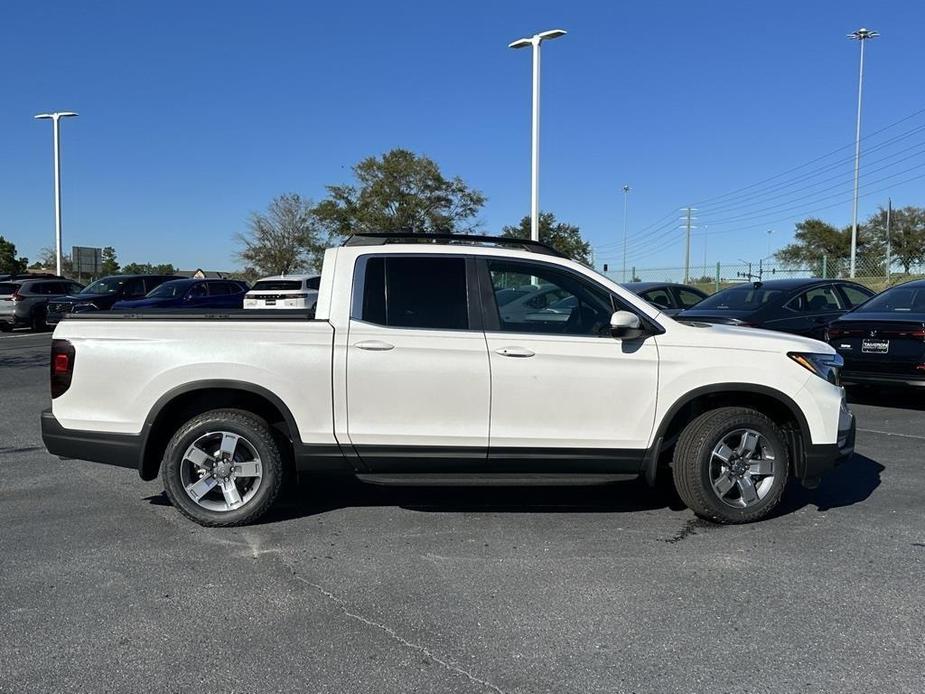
676, 278, 875, 340
46, 274, 176, 324
623, 282, 708, 316
827, 279, 925, 387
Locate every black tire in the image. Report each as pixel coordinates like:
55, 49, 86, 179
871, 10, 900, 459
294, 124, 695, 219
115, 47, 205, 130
31, 307, 48, 332
161, 408, 284, 527
672, 406, 789, 524
0, 323, 10, 333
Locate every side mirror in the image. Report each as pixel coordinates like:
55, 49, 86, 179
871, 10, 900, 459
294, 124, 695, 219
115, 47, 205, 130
610, 310, 646, 339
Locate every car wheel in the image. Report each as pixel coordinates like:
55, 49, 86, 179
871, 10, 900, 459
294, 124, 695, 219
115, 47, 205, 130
672, 406, 789, 524
31, 308, 48, 332
161, 409, 284, 527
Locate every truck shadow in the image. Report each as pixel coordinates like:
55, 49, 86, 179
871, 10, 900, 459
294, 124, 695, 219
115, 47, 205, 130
772, 453, 883, 517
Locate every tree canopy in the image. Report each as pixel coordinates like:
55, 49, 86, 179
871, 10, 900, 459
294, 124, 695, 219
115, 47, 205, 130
100, 246, 120, 275
501, 212, 593, 265
236, 193, 324, 277
313, 149, 486, 238
0, 236, 28, 275
121, 262, 176, 275
864, 205, 925, 274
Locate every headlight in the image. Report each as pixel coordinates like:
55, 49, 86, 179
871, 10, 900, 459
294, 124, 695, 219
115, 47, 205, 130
788, 352, 843, 385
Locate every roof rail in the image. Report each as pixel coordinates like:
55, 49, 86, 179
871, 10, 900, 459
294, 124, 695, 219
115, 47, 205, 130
341, 232, 566, 258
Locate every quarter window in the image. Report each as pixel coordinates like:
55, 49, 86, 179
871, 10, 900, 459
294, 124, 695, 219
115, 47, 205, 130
356, 256, 469, 330
840, 284, 873, 308
487, 259, 615, 336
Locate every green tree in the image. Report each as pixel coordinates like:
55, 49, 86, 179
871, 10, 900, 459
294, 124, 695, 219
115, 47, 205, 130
235, 194, 323, 276
313, 149, 486, 239
865, 206, 925, 274
500, 212, 593, 265
0, 236, 28, 275
121, 262, 176, 275
100, 246, 120, 275
774, 218, 881, 276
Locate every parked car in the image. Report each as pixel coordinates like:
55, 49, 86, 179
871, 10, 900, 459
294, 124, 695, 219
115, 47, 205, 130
42, 233, 854, 527
244, 275, 319, 310
46, 274, 176, 324
623, 282, 709, 316
826, 279, 925, 387
112, 278, 250, 311
676, 278, 874, 340
0, 278, 85, 331
495, 283, 571, 324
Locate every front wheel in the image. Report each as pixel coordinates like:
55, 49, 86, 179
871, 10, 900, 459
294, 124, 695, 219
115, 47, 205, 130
161, 409, 284, 526
672, 407, 789, 524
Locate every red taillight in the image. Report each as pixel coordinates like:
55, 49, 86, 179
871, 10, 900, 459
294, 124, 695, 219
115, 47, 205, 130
50, 339, 75, 398
11, 291, 23, 303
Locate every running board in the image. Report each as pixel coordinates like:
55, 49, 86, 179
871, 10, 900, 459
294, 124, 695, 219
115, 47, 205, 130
355, 473, 640, 487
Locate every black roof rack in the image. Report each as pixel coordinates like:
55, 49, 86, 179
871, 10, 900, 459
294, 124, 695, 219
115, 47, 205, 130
341, 232, 566, 258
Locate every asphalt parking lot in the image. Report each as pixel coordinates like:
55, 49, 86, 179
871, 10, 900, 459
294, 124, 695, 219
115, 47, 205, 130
1, 330, 923, 693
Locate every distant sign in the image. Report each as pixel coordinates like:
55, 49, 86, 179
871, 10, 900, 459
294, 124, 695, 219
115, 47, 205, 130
72, 246, 102, 276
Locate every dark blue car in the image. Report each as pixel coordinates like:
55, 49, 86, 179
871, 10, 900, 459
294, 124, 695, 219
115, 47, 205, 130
112, 279, 250, 311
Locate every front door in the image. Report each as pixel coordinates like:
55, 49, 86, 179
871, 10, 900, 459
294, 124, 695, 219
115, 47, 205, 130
766, 284, 845, 339
480, 258, 660, 471
345, 254, 491, 470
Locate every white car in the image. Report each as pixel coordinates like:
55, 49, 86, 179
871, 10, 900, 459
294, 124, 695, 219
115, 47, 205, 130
42, 233, 854, 527
243, 274, 319, 310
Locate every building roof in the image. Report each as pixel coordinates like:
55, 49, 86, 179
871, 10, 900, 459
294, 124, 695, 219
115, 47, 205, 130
174, 268, 226, 279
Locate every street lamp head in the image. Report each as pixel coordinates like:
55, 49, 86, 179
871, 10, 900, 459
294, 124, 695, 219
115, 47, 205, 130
537, 29, 567, 42
509, 29, 567, 48
34, 111, 79, 120
848, 27, 880, 40
623, 185, 630, 193
508, 37, 532, 49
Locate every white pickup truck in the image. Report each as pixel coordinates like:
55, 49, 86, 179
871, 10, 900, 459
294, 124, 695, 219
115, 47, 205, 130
42, 234, 854, 527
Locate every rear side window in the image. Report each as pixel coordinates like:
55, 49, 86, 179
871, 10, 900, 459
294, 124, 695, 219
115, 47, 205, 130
0, 283, 19, 295
787, 286, 842, 313
123, 278, 146, 296
840, 284, 873, 308
252, 280, 302, 291
355, 256, 469, 330
641, 288, 673, 309
677, 288, 706, 308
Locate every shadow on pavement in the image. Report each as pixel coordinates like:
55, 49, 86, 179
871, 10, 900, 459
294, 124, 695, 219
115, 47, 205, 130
774, 453, 883, 516
145, 455, 883, 524
847, 386, 925, 412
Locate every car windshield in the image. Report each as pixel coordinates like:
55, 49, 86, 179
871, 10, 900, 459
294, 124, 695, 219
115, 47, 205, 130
694, 286, 784, 311
854, 285, 925, 314
0, 283, 20, 295
146, 282, 188, 298
252, 280, 302, 291
80, 277, 125, 295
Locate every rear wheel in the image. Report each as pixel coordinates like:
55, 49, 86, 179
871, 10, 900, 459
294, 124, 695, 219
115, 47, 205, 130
161, 409, 284, 526
672, 407, 789, 524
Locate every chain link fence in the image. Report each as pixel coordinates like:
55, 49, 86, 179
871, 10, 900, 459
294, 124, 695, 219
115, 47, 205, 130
603, 256, 925, 295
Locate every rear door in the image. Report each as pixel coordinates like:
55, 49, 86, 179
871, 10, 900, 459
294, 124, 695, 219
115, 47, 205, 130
481, 257, 659, 467
345, 254, 490, 469
764, 284, 843, 338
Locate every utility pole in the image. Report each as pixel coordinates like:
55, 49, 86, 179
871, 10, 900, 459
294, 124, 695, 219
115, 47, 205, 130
34, 111, 78, 276
621, 185, 630, 282
681, 207, 696, 283
848, 27, 880, 278
885, 197, 892, 280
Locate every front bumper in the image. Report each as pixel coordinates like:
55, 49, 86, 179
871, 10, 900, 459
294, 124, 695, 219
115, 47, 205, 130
41, 409, 141, 470
799, 399, 855, 488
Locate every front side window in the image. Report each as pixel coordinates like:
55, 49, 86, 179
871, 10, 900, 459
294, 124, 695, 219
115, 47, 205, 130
356, 256, 469, 330
487, 259, 614, 336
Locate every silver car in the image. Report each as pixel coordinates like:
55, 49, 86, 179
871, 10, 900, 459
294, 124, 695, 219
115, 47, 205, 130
0, 278, 85, 332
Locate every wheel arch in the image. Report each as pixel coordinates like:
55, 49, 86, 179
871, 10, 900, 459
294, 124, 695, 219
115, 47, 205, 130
139, 380, 300, 481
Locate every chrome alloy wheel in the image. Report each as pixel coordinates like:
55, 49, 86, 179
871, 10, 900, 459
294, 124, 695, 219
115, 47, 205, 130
709, 428, 777, 508
180, 431, 263, 512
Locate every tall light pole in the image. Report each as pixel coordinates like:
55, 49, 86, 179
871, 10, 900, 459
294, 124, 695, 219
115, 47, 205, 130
848, 27, 879, 278
34, 111, 78, 276
509, 29, 567, 241
621, 185, 630, 281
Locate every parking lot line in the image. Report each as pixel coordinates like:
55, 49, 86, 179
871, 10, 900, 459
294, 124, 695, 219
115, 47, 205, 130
857, 427, 925, 441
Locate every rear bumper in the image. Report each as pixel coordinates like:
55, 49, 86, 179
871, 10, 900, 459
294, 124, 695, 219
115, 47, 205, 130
41, 409, 141, 470
800, 401, 855, 488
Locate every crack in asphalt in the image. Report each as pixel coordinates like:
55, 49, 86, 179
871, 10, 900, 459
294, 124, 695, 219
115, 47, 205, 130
288, 572, 507, 694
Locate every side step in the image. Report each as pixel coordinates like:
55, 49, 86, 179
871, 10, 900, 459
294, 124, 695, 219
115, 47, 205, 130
355, 473, 640, 487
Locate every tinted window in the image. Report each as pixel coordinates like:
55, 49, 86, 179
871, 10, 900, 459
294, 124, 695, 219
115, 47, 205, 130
696, 286, 784, 311
187, 283, 208, 298
787, 286, 842, 313
144, 276, 173, 293
357, 256, 469, 330
0, 283, 20, 295
252, 280, 303, 291
641, 288, 673, 309
81, 277, 124, 294
148, 281, 187, 298
305, 277, 320, 290
840, 284, 873, 308
677, 288, 706, 308
67, 283, 84, 294
207, 282, 231, 295
488, 259, 614, 336
123, 278, 146, 296
855, 285, 925, 313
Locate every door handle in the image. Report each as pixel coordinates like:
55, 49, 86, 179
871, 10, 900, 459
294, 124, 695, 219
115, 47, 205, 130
495, 346, 535, 358
354, 340, 395, 351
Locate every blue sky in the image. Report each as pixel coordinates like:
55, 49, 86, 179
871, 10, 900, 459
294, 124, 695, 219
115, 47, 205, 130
2, 0, 924, 273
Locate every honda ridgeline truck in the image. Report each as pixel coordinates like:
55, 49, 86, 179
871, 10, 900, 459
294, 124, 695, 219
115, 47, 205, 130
42, 234, 855, 526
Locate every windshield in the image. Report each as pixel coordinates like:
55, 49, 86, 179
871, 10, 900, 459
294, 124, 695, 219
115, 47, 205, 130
854, 285, 925, 314
80, 277, 125, 295
694, 286, 784, 311
146, 281, 188, 298
252, 280, 302, 291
